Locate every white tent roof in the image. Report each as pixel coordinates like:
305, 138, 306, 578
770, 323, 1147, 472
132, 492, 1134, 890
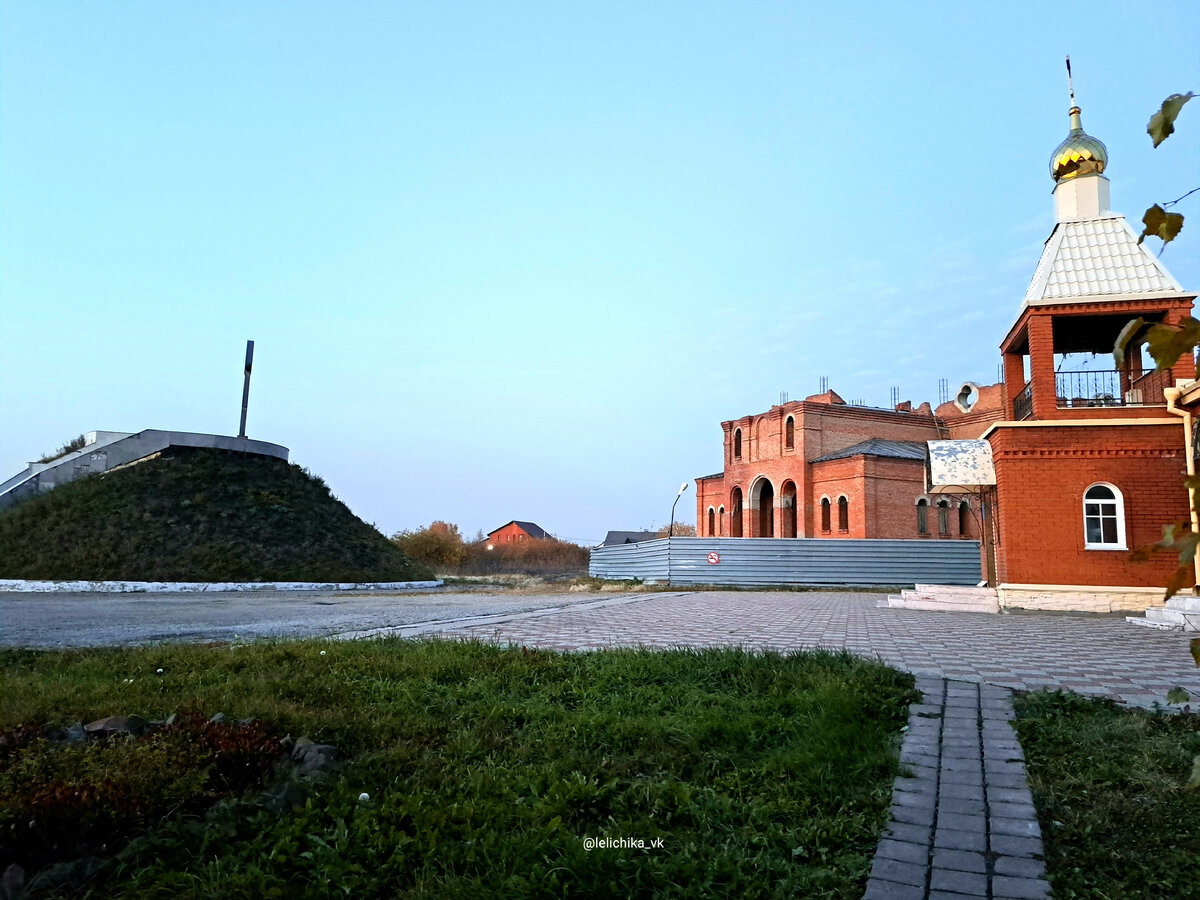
1022, 214, 1185, 308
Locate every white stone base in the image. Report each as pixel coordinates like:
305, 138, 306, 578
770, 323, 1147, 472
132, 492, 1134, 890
998, 583, 1166, 613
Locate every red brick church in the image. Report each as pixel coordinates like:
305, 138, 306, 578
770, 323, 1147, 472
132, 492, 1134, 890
694, 83, 1196, 610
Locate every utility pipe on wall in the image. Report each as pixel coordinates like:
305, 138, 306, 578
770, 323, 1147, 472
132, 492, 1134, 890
1163, 386, 1200, 592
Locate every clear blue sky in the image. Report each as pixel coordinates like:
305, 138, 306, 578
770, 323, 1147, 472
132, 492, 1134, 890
3, 3, 1198, 545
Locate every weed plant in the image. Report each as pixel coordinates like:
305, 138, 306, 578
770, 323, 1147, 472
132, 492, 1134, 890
1, 640, 916, 898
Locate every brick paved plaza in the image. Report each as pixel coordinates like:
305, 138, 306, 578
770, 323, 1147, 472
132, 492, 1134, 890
406, 588, 1200, 898
412, 590, 1200, 708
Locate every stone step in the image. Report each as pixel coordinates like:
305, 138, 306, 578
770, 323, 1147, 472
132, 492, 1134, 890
1126, 614, 1186, 630
888, 584, 1000, 613
1164, 594, 1200, 613
912, 583, 999, 599
892, 598, 1002, 613
1140, 606, 1200, 630
1126, 598, 1200, 631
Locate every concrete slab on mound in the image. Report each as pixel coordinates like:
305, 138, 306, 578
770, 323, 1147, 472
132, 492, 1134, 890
0, 579, 443, 593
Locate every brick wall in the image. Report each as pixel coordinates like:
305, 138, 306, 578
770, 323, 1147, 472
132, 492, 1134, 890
990, 422, 1188, 586
703, 400, 945, 537
488, 522, 535, 545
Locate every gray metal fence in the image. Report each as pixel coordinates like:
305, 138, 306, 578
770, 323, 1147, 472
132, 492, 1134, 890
589, 537, 981, 586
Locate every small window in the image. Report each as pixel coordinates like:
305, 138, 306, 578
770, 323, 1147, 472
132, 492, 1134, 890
916, 498, 928, 534
785, 416, 795, 450
937, 500, 950, 536
820, 497, 831, 533
718, 506, 725, 537
708, 507, 715, 536
1083, 484, 1126, 549
733, 429, 742, 460
837, 496, 849, 532
958, 500, 970, 536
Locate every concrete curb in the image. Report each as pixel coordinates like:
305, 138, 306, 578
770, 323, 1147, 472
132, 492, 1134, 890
0, 579, 444, 593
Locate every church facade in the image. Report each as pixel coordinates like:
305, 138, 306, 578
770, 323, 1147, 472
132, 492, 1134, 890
694, 388, 999, 543
693, 83, 1196, 610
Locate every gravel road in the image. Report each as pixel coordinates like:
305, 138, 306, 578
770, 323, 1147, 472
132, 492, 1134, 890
0, 589, 609, 648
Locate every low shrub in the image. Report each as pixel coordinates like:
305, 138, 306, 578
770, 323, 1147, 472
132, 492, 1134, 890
35, 434, 86, 465
392, 523, 589, 576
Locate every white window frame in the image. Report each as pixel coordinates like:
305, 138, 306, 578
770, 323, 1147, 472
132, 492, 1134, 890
1083, 482, 1126, 550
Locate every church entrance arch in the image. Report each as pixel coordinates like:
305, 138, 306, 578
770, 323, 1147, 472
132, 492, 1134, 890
780, 480, 797, 538
750, 477, 775, 537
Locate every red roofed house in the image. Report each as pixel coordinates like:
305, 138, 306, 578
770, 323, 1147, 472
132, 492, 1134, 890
486, 521, 549, 546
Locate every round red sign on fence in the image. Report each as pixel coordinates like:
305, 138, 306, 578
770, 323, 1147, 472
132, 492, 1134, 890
707, 552, 720, 565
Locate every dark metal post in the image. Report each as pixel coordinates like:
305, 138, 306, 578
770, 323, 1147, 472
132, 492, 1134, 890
669, 482, 688, 537
239, 340, 254, 438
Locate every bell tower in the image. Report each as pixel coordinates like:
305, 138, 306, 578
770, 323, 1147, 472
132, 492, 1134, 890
1000, 60, 1195, 422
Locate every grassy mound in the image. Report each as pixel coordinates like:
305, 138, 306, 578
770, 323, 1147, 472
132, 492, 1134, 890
0, 448, 432, 583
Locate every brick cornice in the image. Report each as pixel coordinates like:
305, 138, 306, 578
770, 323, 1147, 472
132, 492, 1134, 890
992, 447, 1184, 460
981, 418, 1179, 439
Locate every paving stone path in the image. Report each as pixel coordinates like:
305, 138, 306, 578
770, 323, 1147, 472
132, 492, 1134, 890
405, 589, 1200, 899
414, 590, 1200, 705
865, 678, 1050, 900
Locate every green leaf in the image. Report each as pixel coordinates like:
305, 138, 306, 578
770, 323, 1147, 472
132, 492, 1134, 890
1163, 564, 1194, 601
1139, 204, 1185, 246
1167, 686, 1190, 704
1113, 317, 1146, 369
1148, 92, 1195, 148
1185, 754, 1200, 792
1143, 318, 1200, 371
1175, 532, 1200, 567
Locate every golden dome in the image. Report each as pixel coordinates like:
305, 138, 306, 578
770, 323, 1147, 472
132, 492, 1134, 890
1051, 106, 1107, 181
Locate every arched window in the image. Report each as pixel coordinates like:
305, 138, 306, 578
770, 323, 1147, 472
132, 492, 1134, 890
820, 497, 831, 533
707, 507, 715, 536
837, 496, 849, 532
733, 429, 742, 461
718, 506, 725, 537
958, 500, 970, 537
785, 416, 795, 450
916, 498, 928, 534
937, 499, 950, 536
1083, 484, 1126, 549
731, 488, 743, 537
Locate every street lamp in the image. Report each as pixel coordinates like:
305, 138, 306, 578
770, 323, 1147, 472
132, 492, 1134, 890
669, 481, 689, 538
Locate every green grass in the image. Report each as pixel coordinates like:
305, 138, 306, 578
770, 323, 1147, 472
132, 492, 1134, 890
0, 448, 432, 583
1013, 690, 1200, 899
1, 640, 917, 898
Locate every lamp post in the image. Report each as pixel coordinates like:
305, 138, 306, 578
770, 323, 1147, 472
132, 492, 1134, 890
669, 481, 689, 538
